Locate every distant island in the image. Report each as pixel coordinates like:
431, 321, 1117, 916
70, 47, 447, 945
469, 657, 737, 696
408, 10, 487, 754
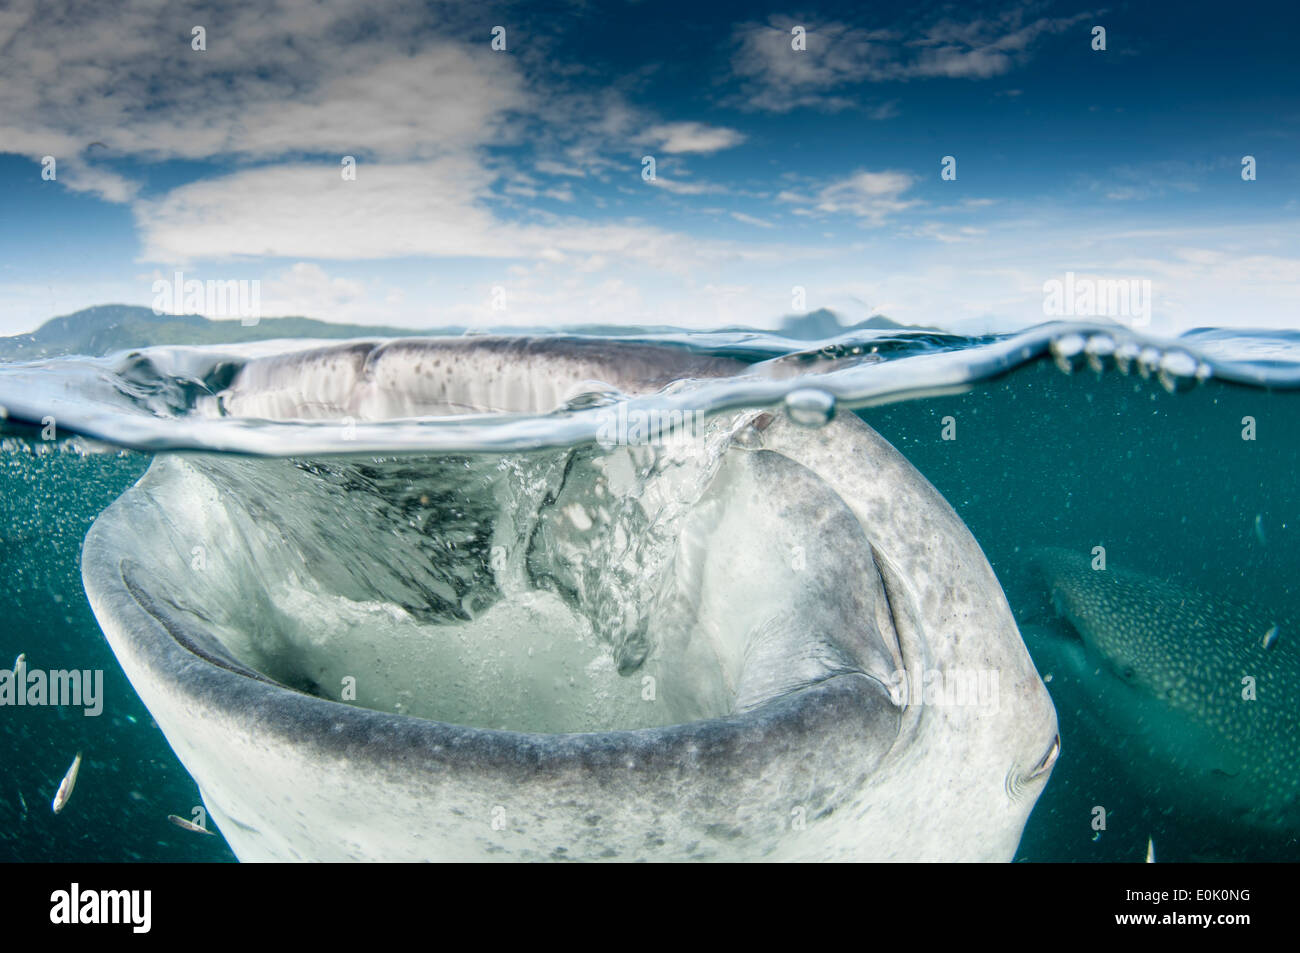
0, 305, 422, 361
0, 304, 943, 361
767, 309, 943, 341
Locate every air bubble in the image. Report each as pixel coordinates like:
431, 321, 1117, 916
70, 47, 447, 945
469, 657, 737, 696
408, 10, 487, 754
1050, 333, 1087, 374
730, 412, 770, 449
1136, 347, 1162, 379
1114, 341, 1141, 374
1157, 349, 1209, 393
560, 380, 625, 411
782, 388, 836, 428
1083, 334, 1117, 372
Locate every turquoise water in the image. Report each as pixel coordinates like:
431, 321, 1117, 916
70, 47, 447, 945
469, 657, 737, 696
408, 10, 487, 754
1, 322, 1296, 862
858, 356, 1300, 862
0, 443, 234, 861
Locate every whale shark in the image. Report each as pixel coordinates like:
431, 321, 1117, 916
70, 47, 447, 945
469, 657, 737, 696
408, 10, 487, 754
80, 337, 1059, 861
1028, 546, 1300, 835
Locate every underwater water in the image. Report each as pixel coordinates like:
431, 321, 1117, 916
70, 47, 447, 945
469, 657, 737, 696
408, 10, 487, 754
1, 322, 1296, 862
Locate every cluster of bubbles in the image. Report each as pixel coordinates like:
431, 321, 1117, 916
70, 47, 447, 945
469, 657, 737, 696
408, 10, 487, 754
1049, 331, 1212, 394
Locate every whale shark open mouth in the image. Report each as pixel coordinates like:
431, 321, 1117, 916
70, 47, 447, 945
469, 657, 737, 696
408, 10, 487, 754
80, 337, 1058, 862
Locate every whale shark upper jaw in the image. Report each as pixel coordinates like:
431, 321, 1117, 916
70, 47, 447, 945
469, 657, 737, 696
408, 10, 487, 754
81, 338, 1058, 861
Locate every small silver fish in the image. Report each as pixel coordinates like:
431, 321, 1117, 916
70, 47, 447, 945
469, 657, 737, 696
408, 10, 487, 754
1254, 514, 1267, 546
17, 791, 27, 819
167, 814, 215, 835
1263, 625, 1280, 650
12, 653, 24, 673
51, 752, 82, 814
1146, 837, 1156, 863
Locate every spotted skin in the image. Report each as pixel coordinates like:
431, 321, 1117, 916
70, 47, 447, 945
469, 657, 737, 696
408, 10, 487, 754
1032, 547, 1300, 832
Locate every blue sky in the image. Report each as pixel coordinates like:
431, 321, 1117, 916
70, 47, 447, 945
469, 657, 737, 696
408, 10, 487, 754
0, 0, 1296, 335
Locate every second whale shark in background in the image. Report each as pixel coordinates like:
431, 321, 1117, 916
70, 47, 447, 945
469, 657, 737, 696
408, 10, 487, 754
1028, 547, 1300, 841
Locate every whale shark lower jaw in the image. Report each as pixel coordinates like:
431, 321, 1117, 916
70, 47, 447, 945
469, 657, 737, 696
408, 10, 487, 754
81, 338, 1058, 862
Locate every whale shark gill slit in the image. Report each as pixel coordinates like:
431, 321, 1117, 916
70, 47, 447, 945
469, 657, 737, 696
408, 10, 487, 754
865, 543, 925, 716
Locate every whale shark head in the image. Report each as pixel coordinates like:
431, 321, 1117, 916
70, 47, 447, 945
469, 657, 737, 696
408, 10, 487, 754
1028, 545, 1300, 835
81, 337, 1059, 861
1031, 548, 1165, 690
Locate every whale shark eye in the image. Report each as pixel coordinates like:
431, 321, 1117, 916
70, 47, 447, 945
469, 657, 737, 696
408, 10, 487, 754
1007, 734, 1060, 801
1122, 667, 1136, 680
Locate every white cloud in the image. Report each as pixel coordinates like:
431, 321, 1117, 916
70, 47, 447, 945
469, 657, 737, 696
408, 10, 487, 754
729, 18, 897, 112
779, 170, 918, 225
728, 10, 1090, 112
644, 122, 746, 154
865, 100, 902, 120
1081, 159, 1214, 201
135, 159, 505, 261
0, 0, 782, 301
55, 160, 140, 203
906, 222, 989, 243
0, 1, 526, 167
130, 156, 818, 297
647, 176, 726, 196
259, 263, 367, 320
534, 159, 587, 178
